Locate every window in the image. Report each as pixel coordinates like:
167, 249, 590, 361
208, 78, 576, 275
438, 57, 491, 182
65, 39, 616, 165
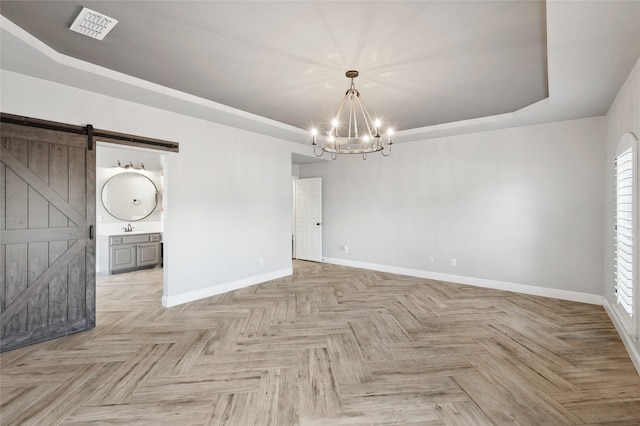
615, 132, 639, 338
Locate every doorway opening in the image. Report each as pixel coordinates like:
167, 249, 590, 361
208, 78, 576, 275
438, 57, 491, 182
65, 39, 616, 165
96, 142, 167, 303
291, 153, 326, 263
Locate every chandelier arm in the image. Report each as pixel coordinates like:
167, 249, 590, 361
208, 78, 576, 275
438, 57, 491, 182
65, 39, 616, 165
349, 91, 356, 139
331, 91, 350, 147
357, 94, 377, 138
335, 90, 351, 128
335, 92, 349, 123
381, 145, 392, 157
313, 145, 324, 157
357, 99, 374, 149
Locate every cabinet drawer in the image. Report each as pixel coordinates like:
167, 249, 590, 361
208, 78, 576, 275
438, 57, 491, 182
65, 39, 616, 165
110, 236, 123, 245
149, 234, 161, 242
122, 234, 151, 244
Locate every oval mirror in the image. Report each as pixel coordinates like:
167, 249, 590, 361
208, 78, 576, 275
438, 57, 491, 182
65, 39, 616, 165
101, 172, 158, 221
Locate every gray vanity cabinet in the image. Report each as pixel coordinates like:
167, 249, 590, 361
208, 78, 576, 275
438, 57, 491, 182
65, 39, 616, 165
100, 233, 162, 275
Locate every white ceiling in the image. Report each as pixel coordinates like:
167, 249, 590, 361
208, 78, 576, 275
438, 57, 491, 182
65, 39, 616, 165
1, 1, 639, 145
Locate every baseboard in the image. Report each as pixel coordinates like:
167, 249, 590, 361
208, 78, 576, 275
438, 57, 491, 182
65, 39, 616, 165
162, 267, 293, 307
603, 299, 640, 375
323, 257, 603, 305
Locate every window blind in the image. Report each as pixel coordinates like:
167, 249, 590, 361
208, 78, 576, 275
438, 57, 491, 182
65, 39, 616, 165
615, 147, 634, 317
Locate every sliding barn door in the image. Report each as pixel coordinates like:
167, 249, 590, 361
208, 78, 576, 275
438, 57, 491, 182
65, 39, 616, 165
1, 122, 96, 352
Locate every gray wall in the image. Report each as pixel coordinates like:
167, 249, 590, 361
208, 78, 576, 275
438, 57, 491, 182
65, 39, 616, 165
300, 116, 605, 296
604, 57, 640, 362
2, 53, 639, 369
1, 70, 294, 304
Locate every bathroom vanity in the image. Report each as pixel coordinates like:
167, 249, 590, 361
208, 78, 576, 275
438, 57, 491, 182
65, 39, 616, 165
98, 169, 163, 275
98, 232, 162, 275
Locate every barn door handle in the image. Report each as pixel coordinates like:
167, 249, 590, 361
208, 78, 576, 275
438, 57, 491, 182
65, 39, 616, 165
317, 222, 321, 226
89, 225, 95, 240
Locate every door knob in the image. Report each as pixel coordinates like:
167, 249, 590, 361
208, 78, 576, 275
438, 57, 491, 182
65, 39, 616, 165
317, 222, 321, 226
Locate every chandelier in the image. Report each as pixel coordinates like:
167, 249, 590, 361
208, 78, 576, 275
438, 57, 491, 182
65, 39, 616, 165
311, 70, 393, 160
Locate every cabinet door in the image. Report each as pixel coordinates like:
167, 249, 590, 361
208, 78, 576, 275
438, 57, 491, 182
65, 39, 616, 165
137, 242, 160, 267
111, 244, 137, 272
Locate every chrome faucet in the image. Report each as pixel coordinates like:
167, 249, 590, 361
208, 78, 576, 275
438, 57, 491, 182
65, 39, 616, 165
123, 223, 134, 232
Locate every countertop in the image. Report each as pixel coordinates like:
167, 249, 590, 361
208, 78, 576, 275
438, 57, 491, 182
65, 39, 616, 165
99, 230, 162, 237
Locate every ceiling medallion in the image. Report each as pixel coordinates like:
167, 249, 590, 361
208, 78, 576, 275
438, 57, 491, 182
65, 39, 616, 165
311, 70, 393, 160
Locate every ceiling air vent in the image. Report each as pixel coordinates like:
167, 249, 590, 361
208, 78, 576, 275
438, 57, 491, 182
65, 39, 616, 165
69, 7, 118, 40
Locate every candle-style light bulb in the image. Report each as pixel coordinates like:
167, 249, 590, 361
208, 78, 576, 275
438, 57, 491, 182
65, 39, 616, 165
374, 119, 381, 137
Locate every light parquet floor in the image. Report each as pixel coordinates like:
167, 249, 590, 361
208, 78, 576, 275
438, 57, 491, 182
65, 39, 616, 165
2, 260, 640, 425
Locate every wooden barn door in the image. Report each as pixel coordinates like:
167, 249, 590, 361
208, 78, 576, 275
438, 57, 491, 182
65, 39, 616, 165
1, 119, 96, 352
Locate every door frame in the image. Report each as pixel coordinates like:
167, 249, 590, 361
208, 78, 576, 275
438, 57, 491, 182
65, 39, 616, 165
292, 177, 297, 258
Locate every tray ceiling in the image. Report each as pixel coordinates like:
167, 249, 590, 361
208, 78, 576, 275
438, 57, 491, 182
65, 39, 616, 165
1, 1, 549, 132
1, 1, 639, 143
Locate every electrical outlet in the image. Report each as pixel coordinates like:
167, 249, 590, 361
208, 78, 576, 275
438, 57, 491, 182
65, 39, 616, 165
259, 258, 264, 266
429, 256, 434, 263
344, 246, 349, 253
451, 258, 457, 267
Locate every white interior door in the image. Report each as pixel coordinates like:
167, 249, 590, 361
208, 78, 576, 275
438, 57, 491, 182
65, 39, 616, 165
295, 177, 322, 262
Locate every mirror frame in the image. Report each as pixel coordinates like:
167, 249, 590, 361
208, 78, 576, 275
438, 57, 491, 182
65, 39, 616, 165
101, 172, 158, 221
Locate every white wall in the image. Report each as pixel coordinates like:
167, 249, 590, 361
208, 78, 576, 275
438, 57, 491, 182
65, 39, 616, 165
1, 70, 293, 305
604, 56, 640, 370
300, 117, 605, 299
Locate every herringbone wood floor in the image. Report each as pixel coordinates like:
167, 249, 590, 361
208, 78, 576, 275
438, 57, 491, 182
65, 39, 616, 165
2, 261, 640, 425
